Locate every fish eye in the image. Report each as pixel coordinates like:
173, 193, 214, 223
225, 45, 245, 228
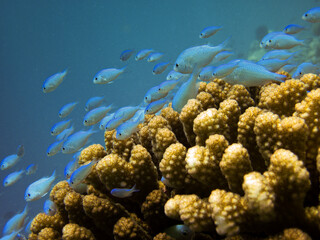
62, 147, 65, 150
27, 193, 30, 197
47, 152, 50, 155
182, 230, 188, 236
119, 133, 122, 136
71, 181, 74, 184
299, 72, 302, 75
85, 120, 87, 123
51, 131, 54, 134
43, 87, 46, 90
268, 40, 272, 43
175, 63, 179, 67
95, 77, 98, 80
305, 14, 308, 17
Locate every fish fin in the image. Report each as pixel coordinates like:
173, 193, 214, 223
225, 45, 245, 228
274, 74, 287, 83
132, 184, 140, 193
17, 144, 25, 157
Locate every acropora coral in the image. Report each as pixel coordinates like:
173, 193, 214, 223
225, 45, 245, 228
28, 74, 320, 239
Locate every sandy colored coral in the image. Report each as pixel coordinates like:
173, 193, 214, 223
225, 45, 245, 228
196, 91, 217, 110
299, 73, 320, 91
78, 144, 107, 165
220, 143, 253, 194
30, 212, 66, 235
62, 223, 95, 240
226, 84, 255, 113
38, 227, 61, 240
164, 194, 214, 232
96, 153, 133, 190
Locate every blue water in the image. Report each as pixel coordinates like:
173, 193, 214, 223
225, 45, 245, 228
0, 0, 317, 235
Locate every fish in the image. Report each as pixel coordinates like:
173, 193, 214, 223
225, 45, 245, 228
292, 62, 320, 79
261, 50, 296, 60
62, 128, 97, 154
64, 157, 80, 179
281, 64, 297, 73
83, 105, 113, 126
144, 86, 169, 103
161, 176, 175, 188
172, 67, 201, 113
212, 60, 240, 78
199, 25, 222, 38
99, 113, 115, 130
144, 97, 171, 115
46, 139, 64, 156
283, 24, 306, 34
25, 164, 38, 175
198, 66, 216, 81
266, 34, 304, 49
25, 170, 56, 201
115, 111, 145, 140
302, 7, 320, 23
257, 57, 292, 73
56, 125, 75, 141
110, 184, 139, 198
164, 224, 195, 240
1, 145, 24, 170
43, 199, 57, 216
93, 66, 126, 84
68, 159, 99, 187
72, 182, 88, 194
58, 102, 78, 118
120, 49, 134, 61
3, 170, 25, 187
135, 49, 153, 61
113, 105, 141, 120
85, 96, 105, 111
42, 69, 67, 93
152, 62, 171, 75
222, 60, 286, 87
174, 37, 229, 73
50, 119, 71, 136
24, 219, 32, 236
212, 51, 233, 62
166, 70, 188, 80
157, 79, 180, 95
260, 31, 286, 48
147, 52, 164, 62
2, 204, 28, 235
1, 231, 21, 240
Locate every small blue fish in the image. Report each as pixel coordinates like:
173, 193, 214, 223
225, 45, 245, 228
292, 62, 320, 79
212, 60, 240, 78
1, 231, 21, 240
135, 49, 153, 61
115, 111, 145, 140
120, 49, 134, 61
25, 170, 56, 201
93, 66, 126, 84
83, 105, 113, 126
147, 52, 164, 62
64, 157, 80, 179
161, 176, 175, 188
144, 86, 169, 103
59, 102, 78, 118
260, 32, 286, 48
223, 60, 286, 87
144, 98, 170, 115
172, 67, 201, 113
100, 113, 115, 130
153, 62, 171, 75
302, 7, 320, 23
24, 219, 32, 236
1, 145, 24, 170
164, 224, 194, 240
50, 119, 71, 136
257, 57, 292, 73
62, 128, 97, 154
198, 66, 216, 81
56, 125, 75, 141
68, 159, 99, 187
266, 34, 303, 49
42, 69, 68, 93
26, 164, 38, 175
111, 184, 139, 198
2, 204, 28, 235
262, 50, 296, 60
281, 64, 297, 73
3, 170, 25, 187
213, 51, 233, 62
199, 26, 222, 39
113, 105, 141, 120
43, 199, 57, 216
157, 79, 180, 95
283, 24, 305, 34
72, 182, 88, 194
85, 96, 104, 111
46, 139, 64, 157
175, 38, 229, 74
166, 70, 187, 80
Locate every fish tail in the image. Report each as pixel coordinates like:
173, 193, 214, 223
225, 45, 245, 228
274, 73, 287, 83
132, 184, 140, 192
17, 144, 25, 157
52, 169, 57, 179
218, 36, 231, 51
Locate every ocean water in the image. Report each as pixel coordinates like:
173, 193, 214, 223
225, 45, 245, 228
0, 0, 317, 236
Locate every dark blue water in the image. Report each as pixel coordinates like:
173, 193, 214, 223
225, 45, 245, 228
0, 0, 317, 235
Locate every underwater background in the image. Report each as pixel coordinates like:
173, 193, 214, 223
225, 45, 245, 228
0, 0, 319, 235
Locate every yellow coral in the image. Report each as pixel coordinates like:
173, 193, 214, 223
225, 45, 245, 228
38, 227, 61, 240
62, 223, 95, 240
78, 144, 106, 165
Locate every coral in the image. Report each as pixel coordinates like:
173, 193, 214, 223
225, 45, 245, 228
62, 223, 95, 240
38, 227, 61, 240
153, 233, 175, 240
164, 194, 214, 232
226, 84, 255, 113
78, 144, 107, 165
30, 212, 66, 235
299, 73, 320, 91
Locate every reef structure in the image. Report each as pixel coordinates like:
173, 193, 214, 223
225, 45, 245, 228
28, 74, 320, 240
